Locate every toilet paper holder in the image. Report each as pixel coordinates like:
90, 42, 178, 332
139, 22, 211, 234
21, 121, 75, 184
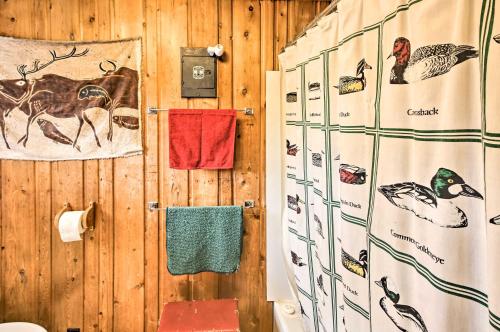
54, 202, 96, 231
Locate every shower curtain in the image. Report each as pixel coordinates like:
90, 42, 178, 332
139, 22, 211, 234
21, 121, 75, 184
279, 0, 499, 331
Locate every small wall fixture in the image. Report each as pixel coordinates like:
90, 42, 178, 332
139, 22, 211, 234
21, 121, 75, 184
54, 201, 96, 231
207, 44, 224, 57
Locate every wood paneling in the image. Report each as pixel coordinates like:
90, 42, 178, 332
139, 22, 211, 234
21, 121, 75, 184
0, 1, 328, 331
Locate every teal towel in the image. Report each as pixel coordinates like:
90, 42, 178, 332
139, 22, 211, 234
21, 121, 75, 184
166, 206, 243, 275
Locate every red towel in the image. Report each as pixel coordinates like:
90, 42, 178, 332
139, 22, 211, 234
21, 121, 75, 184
169, 109, 236, 169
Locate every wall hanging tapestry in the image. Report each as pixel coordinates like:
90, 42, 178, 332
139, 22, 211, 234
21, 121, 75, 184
0, 36, 142, 160
279, 0, 499, 331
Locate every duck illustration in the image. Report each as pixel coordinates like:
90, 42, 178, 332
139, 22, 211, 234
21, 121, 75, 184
312, 151, 323, 167
287, 194, 303, 214
335, 59, 372, 94
375, 276, 428, 332
388, 37, 478, 84
308, 81, 321, 100
340, 163, 366, 185
378, 168, 483, 228
317, 274, 328, 296
341, 248, 368, 278
494, 34, 500, 44
286, 91, 297, 103
314, 214, 325, 239
286, 139, 299, 156
291, 251, 307, 267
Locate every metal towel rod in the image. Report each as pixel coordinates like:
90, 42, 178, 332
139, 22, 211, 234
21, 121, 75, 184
147, 106, 254, 115
147, 201, 255, 212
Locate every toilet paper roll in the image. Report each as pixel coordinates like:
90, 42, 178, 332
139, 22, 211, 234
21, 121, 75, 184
58, 211, 85, 242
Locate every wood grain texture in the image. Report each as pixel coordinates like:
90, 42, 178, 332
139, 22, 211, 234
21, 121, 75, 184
143, 0, 160, 330
0, 1, 326, 330
187, 0, 220, 302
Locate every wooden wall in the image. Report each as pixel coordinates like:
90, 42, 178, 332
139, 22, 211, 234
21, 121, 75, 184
0, 1, 328, 331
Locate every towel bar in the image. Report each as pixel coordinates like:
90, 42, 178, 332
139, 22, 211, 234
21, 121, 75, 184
147, 106, 254, 116
147, 201, 254, 212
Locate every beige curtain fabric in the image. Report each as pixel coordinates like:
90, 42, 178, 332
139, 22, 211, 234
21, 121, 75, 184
0, 37, 142, 160
279, 0, 499, 331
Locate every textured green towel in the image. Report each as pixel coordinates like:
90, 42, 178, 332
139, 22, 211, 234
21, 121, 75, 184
166, 206, 243, 275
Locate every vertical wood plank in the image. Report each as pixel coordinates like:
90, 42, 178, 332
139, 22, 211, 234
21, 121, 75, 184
232, 1, 261, 330
1, 161, 36, 322
288, 0, 317, 41
111, 0, 145, 330
79, 1, 100, 331
35, 160, 52, 330
97, 160, 114, 332
33, 0, 52, 328
217, 0, 236, 299
143, 0, 160, 330
158, 0, 190, 309
274, 0, 288, 68
259, 1, 274, 330
217, 0, 234, 208
0, 0, 38, 324
95, 1, 115, 331
48, 1, 86, 330
187, 0, 219, 301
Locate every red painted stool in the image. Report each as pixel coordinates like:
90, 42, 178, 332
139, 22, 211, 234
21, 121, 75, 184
158, 298, 240, 332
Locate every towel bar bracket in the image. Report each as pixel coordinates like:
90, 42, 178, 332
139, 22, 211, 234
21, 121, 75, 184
147, 201, 164, 212
147, 106, 254, 116
147, 200, 255, 212
244, 200, 255, 208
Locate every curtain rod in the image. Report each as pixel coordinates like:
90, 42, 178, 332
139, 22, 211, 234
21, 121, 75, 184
280, 0, 340, 54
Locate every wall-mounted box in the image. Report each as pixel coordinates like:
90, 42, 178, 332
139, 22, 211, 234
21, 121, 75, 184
181, 47, 217, 98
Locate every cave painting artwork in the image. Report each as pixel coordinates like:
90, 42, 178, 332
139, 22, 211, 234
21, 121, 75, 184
0, 36, 142, 160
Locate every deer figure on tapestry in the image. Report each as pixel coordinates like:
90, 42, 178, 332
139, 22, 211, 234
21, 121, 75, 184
0, 46, 138, 150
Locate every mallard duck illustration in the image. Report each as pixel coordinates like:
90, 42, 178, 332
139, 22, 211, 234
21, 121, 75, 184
341, 248, 368, 278
375, 276, 428, 332
335, 59, 372, 95
388, 37, 478, 84
490, 215, 500, 225
291, 251, 307, 267
378, 168, 483, 228
494, 34, 500, 44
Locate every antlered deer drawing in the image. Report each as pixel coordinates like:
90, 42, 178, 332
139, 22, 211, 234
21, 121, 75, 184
0, 46, 139, 150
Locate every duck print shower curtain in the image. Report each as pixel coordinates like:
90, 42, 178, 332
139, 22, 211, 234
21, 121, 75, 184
279, 0, 500, 331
